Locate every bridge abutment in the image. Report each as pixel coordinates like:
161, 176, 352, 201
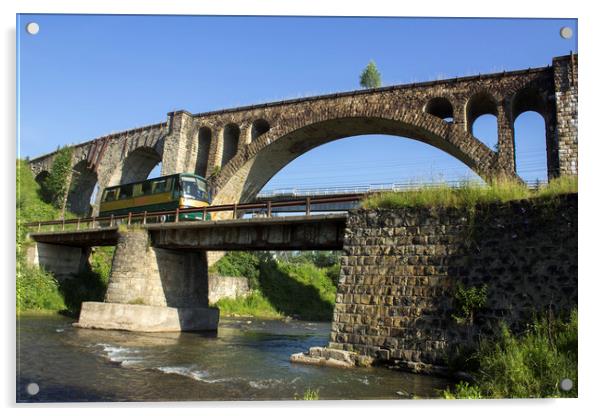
325, 195, 577, 372
26, 243, 90, 281
293, 195, 577, 373
76, 229, 219, 332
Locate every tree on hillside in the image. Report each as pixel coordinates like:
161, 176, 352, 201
40, 146, 73, 210
359, 60, 382, 89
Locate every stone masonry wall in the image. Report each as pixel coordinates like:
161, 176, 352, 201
105, 229, 209, 308
207, 274, 250, 304
329, 194, 577, 372
553, 54, 578, 176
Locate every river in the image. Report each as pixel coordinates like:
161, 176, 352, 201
16, 314, 450, 402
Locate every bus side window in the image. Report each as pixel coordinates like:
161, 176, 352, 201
153, 180, 166, 194
103, 189, 117, 202
132, 184, 143, 197
120, 185, 133, 199
141, 181, 153, 195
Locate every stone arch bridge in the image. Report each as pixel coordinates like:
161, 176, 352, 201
28, 54, 577, 216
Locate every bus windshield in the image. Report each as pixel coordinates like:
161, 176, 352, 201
180, 176, 208, 200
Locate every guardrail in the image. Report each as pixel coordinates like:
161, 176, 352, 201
256, 179, 548, 199
24, 194, 364, 233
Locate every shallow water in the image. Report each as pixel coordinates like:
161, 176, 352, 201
16, 314, 450, 402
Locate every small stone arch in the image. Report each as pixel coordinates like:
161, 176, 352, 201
511, 86, 547, 121
250, 119, 270, 141
465, 91, 498, 135
66, 160, 98, 215
34, 170, 50, 186
511, 86, 550, 181
221, 123, 240, 168
196, 127, 212, 177
424, 97, 454, 122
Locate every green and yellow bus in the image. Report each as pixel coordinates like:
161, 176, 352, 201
99, 173, 212, 222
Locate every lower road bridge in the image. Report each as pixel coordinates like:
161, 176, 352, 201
29, 215, 346, 251
25, 196, 353, 333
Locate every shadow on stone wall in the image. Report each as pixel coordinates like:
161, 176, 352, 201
155, 249, 209, 309
330, 194, 577, 369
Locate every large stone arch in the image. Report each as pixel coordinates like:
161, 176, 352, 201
107, 146, 162, 187
66, 160, 98, 216
210, 107, 511, 205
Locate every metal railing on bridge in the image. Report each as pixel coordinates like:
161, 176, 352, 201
256, 179, 548, 199
24, 194, 364, 234
25, 179, 551, 234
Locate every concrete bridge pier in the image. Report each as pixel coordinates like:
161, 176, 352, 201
76, 229, 219, 332
26, 242, 90, 281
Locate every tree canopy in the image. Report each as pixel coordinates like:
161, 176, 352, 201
359, 60, 382, 89
39, 146, 73, 209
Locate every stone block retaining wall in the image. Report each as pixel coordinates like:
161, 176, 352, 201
329, 194, 577, 371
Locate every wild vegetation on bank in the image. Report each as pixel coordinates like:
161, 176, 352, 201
210, 251, 340, 321
16, 158, 111, 315
444, 309, 578, 399
361, 175, 577, 209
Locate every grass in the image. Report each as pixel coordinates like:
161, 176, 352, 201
443, 309, 577, 399
215, 291, 283, 319
302, 388, 320, 400
361, 176, 577, 209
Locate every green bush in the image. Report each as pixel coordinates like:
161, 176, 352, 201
89, 247, 115, 283
290, 251, 340, 268
39, 146, 73, 208
210, 252, 339, 320
452, 283, 488, 325
257, 259, 336, 320
325, 263, 341, 286
16, 263, 65, 312
444, 309, 578, 399
209, 251, 260, 288
16, 160, 64, 250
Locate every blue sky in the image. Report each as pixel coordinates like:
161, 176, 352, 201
17, 15, 577, 191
